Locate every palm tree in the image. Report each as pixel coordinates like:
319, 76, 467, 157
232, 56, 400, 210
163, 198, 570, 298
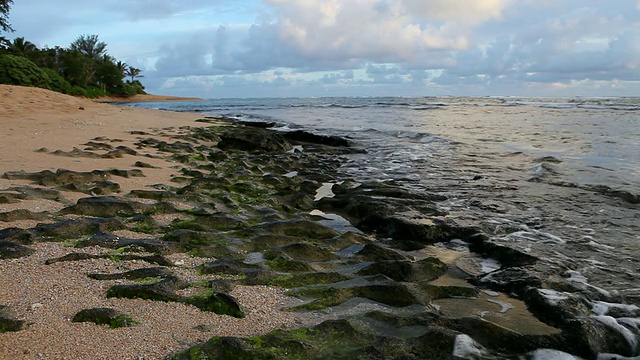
0, 0, 13, 34
124, 65, 144, 82
116, 61, 127, 78
0, 36, 9, 49
70, 34, 107, 61
8, 37, 38, 57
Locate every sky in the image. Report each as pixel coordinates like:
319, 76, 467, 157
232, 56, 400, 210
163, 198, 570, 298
6, 0, 640, 98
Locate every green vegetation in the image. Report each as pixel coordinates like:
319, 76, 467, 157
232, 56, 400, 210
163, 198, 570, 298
0, 19, 147, 98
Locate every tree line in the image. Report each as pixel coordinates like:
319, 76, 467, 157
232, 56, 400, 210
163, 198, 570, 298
0, 1, 145, 98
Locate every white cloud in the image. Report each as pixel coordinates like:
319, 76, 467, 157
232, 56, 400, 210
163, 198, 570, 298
264, 0, 505, 63
401, 0, 510, 24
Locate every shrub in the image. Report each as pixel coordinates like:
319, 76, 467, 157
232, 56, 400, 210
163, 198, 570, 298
0, 54, 51, 88
83, 86, 108, 98
40, 68, 72, 94
68, 85, 86, 96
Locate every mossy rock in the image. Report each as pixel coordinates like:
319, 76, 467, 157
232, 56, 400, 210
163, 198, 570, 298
355, 243, 407, 261
173, 213, 246, 232
61, 196, 139, 217
265, 255, 314, 273
0, 240, 35, 259
408, 327, 459, 357
274, 243, 339, 262
288, 281, 419, 311
357, 257, 448, 282
162, 229, 230, 248
442, 317, 562, 354
199, 258, 262, 276
76, 232, 177, 254
326, 231, 369, 250
72, 308, 137, 328
250, 272, 351, 288
0, 305, 25, 333
168, 319, 375, 360
247, 234, 309, 251
88, 267, 172, 281
33, 217, 125, 239
254, 219, 340, 240
0, 209, 49, 222
419, 284, 479, 300
106, 282, 183, 303
187, 290, 245, 318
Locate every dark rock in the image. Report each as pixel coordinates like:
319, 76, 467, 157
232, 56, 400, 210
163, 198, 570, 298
34, 217, 125, 239
471, 241, 538, 267
51, 147, 102, 158
0, 209, 49, 222
133, 161, 160, 169
199, 258, 262, 276
187, 291, 245, 318
175, 337, 258, 359
45, 252, 173, 266
0, 305, 25, 333
88, 267, 173, 281
523, 288, 591, 328
218, 127, 292, 153
83, 141, 113, 151
356, 243, 407, 261
259, 272, 351, 288
106, 276, 186, 302
478, 267, 542, 294
72, 308, 137, 328
45, 252, 97, 264
210, 279, 236, 293
61, 196, 139, 217
170, 213, 245, 231
248, 234, 303, 251
77, 232, 178, 254
585, 184, 640, 204
418, 284, 479, 300
408, 327, 459, 359
115, 254, 174, 266
126, 189, 178, 201
0, 240, 35, 259
265, 254, 315, 273
3, 169, 108, 186
561, 317, 637, 358
288, 275, 421, 310
442, 317, 563, 354
0, 227, 35, 244
105, 145, 138, 158
357, 257, 448, 282
59, 180, 120, 195
283, 130, 351, 147
169, 319, 375, 360
251, 219, 340, 240
270, 243, 338, 262
238, 120, 278, 128
0, 185, 61, 201
107, 169, 144, 178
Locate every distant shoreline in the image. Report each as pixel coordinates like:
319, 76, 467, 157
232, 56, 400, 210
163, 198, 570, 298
94, 93, 203, 103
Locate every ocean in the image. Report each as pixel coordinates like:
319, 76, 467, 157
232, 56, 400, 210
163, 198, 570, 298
128, 96, 640, 303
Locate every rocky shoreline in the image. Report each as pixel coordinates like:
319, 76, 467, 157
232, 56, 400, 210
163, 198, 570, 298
1, 116, 639, 359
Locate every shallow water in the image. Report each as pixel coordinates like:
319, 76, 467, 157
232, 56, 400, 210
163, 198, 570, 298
129, 96, 640, 303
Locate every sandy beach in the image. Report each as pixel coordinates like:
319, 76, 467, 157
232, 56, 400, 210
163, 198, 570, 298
0, 85, 300, 359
